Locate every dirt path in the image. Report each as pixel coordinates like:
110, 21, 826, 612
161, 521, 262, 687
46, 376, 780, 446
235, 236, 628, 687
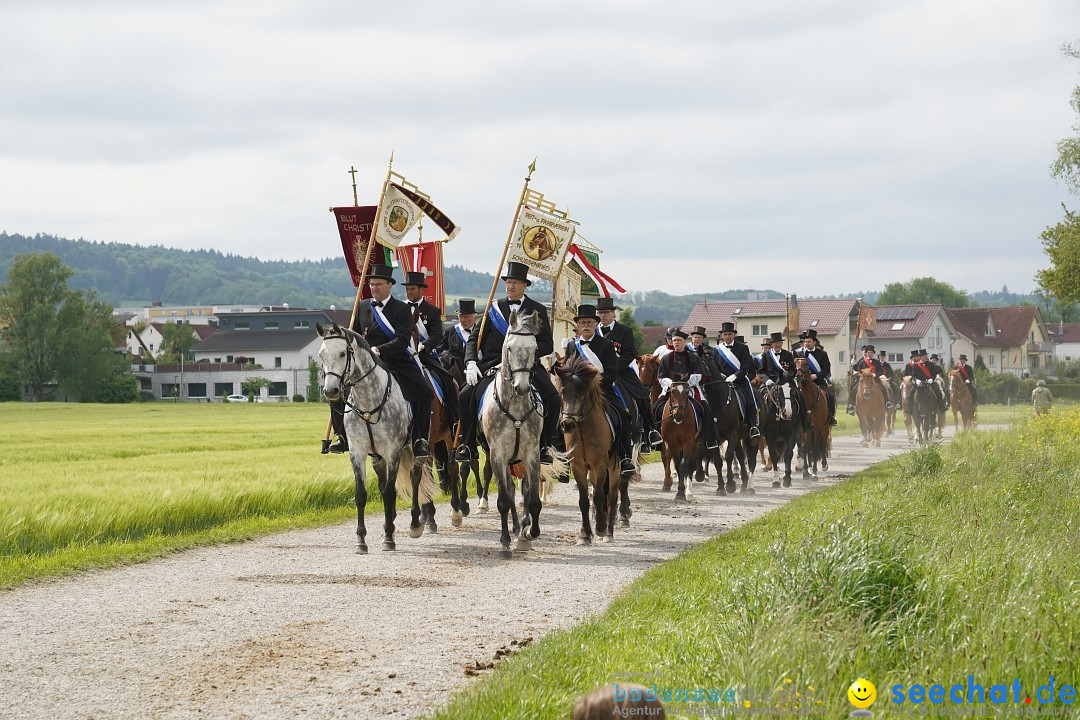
0, 427, 964, 720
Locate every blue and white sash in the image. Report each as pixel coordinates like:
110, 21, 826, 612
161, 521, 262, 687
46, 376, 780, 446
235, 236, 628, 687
768, 351, 785, 371
805, 352, 822, 375
716, 343, 742, 373
371, 301, 421, 369
486, 304, 509, 337
575, 339, 603, 373
455, 324, 470, 345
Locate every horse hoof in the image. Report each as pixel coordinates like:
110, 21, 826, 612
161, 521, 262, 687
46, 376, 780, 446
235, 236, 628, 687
662, 483, 672, 492
715, 487, 727, 496
576, 536, 592, 546
741, 487, 756, 495
822, 460, 829, 470
479, 498, 489, 511
451, 511, 463, 528
461, 503, 471, 517
382, 541, 396, 551
425, 522, 438, 534
674, 492, 686, 501
601, 535, 613, 544
499, 549, 513, 560
624, 507, 633, 519
619, 517, 630, 527
694, 471, 704, 482
782, 478, 791, 488
355, 543, 368, 554
515, 537, 532, 551
772, 481, 781, 488
409, 524, 424, 539
726, 481, 736, 493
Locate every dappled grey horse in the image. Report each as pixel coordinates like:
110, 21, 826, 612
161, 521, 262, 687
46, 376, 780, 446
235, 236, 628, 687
477, 310, 565, 557
317, 322, 437, 552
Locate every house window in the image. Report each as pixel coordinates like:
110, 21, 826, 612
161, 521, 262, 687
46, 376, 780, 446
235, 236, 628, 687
810, 320, 819, 327
265, 321, 278, 330
838, 351, 846, 363
274, 357, 282, 368
988, 355, 996, 366
188, 383, 206, 398
891, 323, 905, 331
235, 321, 249, 330
269, 381, 287, 397
214, 358, 221, 363
1032, 356, 1039, 370
733, 308, 742, 315
752, 324, 768, 335
295, 320, 309, 328
226, 355, 234, 363
985, 320, 994, 336
889, 353, 903, 363
214, 382, 233, 397
161, 383, 179, 398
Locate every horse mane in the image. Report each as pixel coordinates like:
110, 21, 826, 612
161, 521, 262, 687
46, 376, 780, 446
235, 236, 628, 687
512, 309, 540, 336
555, 353, 605, 409
320, 323, 389, 374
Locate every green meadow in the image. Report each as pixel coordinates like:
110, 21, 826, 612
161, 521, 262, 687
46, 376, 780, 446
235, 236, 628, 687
431, 410, 1080, 720
0, 402, 374, 587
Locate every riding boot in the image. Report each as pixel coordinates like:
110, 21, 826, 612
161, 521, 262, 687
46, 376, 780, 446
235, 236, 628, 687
798, 398, 812, 432
639, 398, 662, 448
824, 384, 837, 426
533, 369, 562, 464
744, 393, 761, 439
412, 395, 432, 458
698, 398, 720, 450
613, 408, 636, 478
327, 401, 349, 453
454, 384, 477, 462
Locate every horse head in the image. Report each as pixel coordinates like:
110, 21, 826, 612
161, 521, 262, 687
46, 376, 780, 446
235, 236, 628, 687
316, 321, 378, 402
503, 310, 538, 396
555, 354, 601, 433
667, 382, 689, 424
859, 367, 877, 399
637, 354, 660, 388
767, 379, 795, 420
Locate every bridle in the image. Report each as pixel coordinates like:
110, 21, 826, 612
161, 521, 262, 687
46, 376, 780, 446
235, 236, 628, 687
765, 380, 799, 421
666, 383, 688, 425
492, 327, 543, 463
323, 333, 394, 452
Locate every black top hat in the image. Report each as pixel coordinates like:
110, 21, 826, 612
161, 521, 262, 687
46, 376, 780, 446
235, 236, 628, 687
958, 354, 968, 361
861, 344, 876, 352
574, 304, 599, 322
457, 298, 476, 315
691, 325, 707, 337
501, 261, 532, 286
596, 297, 620, 312
878, 350, 887, 356
769, 331, 785, 343
666, 327, 677, 337
734, 335, 745, 344
797, 331, 808, 340
671, 328, 689, 339
761, 338, 772, 347
403, 271, 428, 287
919, 348, 929, 356
930, 354, 939, 361
804, 328, 819, 341
910, 350, 920, 358
719, 321, 736, 334
367, 264, 396, 284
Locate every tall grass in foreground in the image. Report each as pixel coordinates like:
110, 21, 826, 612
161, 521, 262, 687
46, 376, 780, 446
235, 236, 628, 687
0, 403, 382, 587
431, 410, 1080, 720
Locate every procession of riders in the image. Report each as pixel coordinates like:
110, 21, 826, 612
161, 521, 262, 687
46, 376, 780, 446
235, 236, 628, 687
324, 260, 978, 469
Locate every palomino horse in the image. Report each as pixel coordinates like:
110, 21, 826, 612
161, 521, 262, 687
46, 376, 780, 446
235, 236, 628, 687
949, 370, 976, 431
477, 310, 565, 556
854, 367, 887, 448
317, 323, 437, 552
555, 354, 623, 544
760, 377, 801, 487
660, 382, 700, 501
794, 359, 830, 479
903, 377, 939, 444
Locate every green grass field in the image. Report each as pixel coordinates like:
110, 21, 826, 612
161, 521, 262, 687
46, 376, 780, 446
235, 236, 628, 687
430, 409, 1080, 720
0, 402, 381, 588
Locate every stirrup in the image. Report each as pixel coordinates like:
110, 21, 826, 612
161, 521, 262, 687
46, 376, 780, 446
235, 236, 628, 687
620, 458, 636, 478
328, 437, 348, 454
540, 447, 555, 465
454, 444, 472, 462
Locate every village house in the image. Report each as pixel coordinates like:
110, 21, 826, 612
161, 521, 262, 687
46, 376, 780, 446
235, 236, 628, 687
945, 306, 1052, 376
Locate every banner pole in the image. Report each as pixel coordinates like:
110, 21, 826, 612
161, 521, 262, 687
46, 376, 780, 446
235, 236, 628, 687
348, 150, 395, 330
475, 157, 536, 349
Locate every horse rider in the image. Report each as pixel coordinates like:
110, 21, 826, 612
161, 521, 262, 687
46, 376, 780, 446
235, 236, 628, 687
455, 261, 562, 466
899, 349, 920, 411
653, 327, 675, 359
563, 304, 637, 479
847, 344, 893, 415
327, 264, 432, 458
654, 328, 721, 450
435, 297, 476, 367
794, 328, 837, 427
954, 354, 978, 406
690, 326, 720, 368
903, 348, 947, 413
754, 338, 770, 374
596, 296, 662, 449
712, 322, 761, 440
402, 271, 458, 424
758, 331, 811, 431
877, 350, 900, 404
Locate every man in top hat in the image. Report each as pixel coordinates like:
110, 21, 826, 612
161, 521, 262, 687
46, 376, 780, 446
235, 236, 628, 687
327, 264, 433, 457
754, 338, 771, 373
690, 326, 721, 373
794, 328, 837, 426
596, 296, 662, 449
904, 348, 947, 412
954, 354, 978, 405
455, 261, 562, 465
436, 298, 476, 367
847, 345, 893, 415
655, 328, 720, 450
563, 304, 637, 478
653, 327, 675, 358
401, 271, 458, 426
759, 331, 810, 430
878, 350, 900, 407
898, 349, 921, 412
713, 321, 761, 440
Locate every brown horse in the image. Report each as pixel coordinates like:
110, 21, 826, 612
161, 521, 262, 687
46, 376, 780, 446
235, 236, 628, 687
419, 367, 461, 533
637, 353, 676, 485
948, 370, 976, 431
854, 367, 886, 447
555, 355, 622, 544
794, 359, 830, 478
661, 382, 700, 500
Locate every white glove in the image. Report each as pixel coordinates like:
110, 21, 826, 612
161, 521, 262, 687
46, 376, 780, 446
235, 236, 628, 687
372, 346, 380, 356
915, 379, 924, 386
688, 373, 702, 387
660, 378, 672, 392
766, 379, 774, 387
965, 380, 971, 384
725, 374, 737, 383
561, 337, 572, 349
466, 360, 481, 386
879, 375, 887, 381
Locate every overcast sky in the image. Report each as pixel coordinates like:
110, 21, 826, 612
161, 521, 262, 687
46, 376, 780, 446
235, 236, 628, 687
2, 0, 1078, 296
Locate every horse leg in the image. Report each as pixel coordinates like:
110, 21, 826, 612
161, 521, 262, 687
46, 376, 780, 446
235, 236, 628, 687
661, 444, 673, 490
576, 473, 593, 545
619, 477, 632, 526
436, 442, 463, 527
605, 469, 620, 542
801, 434, 812, 480
674, 450, 687, 501
593, 468, 609, 539
522, 460, 542, 545
741, 436, 756, 494
408, 461, 425, 539
373, 456, 397, 551
783, 441, 794, 487
352, 455, 369, 553
496, 470, 513, 556
479, 457, 492, 512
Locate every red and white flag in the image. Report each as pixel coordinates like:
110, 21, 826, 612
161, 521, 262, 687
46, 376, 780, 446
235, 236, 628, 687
395, 241, 446, 313
567, 244, 626, 298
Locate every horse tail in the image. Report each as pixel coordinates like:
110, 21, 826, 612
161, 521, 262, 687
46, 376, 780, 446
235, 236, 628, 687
540, 448, 570, 485
394, 448, 439, 504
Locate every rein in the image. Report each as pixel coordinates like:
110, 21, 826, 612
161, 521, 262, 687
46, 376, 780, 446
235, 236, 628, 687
326, 335, 395, 452
492, 327, 543, 463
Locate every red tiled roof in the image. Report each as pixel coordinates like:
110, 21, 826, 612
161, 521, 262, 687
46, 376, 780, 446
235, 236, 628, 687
1049, 322, 1080, 343
641, 325, 669, 351
192, 325, 217, 340
946, 306, 1041, 347
683, 299, 856, 337
866, 305, 941, 339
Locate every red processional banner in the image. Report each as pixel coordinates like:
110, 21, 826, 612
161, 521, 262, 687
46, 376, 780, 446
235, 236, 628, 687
395, 241, 446, 313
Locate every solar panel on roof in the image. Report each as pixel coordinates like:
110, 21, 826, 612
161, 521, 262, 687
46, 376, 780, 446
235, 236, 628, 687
877, 307, 919, 321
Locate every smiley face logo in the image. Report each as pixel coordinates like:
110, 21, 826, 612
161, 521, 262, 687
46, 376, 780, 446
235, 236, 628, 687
848, 678, 877, 715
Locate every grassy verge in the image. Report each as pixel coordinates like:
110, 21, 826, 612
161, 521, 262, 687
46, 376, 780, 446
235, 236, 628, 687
0, 403, 404, 588
431, 410, 1080, 720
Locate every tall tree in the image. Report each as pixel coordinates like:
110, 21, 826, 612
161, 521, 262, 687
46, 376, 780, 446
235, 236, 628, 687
618, 307, 646, 353
1050, 42, 1080, 195
877, 277, 969, 308
1036, 207, 1080, 310
158, 322, 197, 362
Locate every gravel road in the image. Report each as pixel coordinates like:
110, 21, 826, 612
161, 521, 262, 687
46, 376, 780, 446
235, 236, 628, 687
0, 427, 962, 720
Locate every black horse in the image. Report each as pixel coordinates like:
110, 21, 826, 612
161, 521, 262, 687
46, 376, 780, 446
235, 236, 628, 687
698, 354, 757, 495
760, 379, 801, 487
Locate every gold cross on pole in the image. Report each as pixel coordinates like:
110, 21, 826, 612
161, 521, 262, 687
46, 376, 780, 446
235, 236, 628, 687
348, 165, 359, 206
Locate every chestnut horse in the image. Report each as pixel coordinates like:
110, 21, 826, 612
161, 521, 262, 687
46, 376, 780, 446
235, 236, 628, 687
794, 359, 830, 478
661, 382, 700, 501
637, 353, 676, 485
854, 367, 886, 448
555, 355, 623, 544
948, 370, 976, 431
